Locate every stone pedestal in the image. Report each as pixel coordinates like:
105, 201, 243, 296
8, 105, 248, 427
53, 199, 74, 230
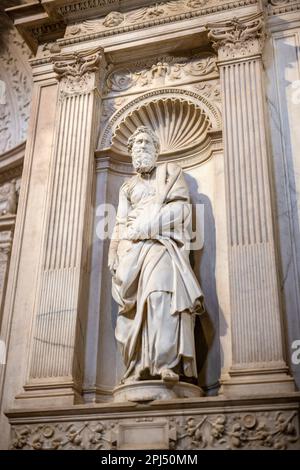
113, 381, 202, 403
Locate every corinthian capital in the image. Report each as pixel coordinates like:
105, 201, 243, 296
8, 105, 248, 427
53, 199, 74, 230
51, 46, 105, 95
206, 13, 265, 61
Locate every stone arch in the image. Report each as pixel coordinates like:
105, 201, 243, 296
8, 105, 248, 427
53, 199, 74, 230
98, 88, 222, 163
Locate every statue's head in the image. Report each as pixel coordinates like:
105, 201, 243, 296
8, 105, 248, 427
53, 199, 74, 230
128, 126, 160, 174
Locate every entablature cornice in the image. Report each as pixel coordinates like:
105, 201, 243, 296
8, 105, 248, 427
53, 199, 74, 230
6, 0, 261, 53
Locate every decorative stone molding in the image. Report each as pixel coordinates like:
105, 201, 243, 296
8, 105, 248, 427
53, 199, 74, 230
0, 29, 33, 154
6, 0, 261, 50
104, 53, 218, 95
28, 21, 66, 44
57, 0, 255, 20
9, 400, 300, 450
207, 13, 265, 61
11, 421, 117, 450
267, 0, 300, 16
64, 0, 210, 37
0, 180, 18, 216
51, 47, 104, 95
63, 0, 259, 41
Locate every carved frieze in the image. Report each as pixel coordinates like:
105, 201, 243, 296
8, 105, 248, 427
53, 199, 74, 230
104, 53, 218, 95
10, 410, 300, 450
170, 412, 299, 449
63, 0, 258, 40
11, 421, 117, 450
207, 13, 265, 60
65, 0, 209, 37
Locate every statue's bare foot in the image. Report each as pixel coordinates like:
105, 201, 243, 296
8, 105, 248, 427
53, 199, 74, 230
123, 366, 150, 383
123, 373, 140, 384
161, 368, 179, 383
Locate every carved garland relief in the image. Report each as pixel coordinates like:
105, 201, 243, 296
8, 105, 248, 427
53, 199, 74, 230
10, 411, 300, 450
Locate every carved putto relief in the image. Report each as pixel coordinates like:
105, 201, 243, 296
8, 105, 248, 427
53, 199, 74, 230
104, 54, 218, 95
10, 411, 300, 450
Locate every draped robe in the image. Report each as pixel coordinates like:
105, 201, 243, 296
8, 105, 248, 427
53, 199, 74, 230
109, 162, 204, 380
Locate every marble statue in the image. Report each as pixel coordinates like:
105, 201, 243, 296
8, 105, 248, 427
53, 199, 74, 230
108, 126, 204, 385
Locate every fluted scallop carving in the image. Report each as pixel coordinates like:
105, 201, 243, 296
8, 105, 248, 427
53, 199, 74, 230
111, 97, 211, 157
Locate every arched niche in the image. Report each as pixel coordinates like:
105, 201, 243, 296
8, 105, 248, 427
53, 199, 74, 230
98, 88, 222, 169
86, 86, 224, 402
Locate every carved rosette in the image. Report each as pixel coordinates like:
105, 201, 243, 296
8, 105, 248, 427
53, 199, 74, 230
51, 47, 105, 96
207, 13, 265, 61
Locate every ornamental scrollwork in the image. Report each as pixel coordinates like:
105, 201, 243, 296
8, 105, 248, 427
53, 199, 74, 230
104, 54, 218, 94
52, 47, 104, 95
206, 13, 265, 60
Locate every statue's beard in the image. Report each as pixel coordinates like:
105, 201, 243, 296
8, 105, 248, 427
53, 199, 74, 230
132, 153, 157, 174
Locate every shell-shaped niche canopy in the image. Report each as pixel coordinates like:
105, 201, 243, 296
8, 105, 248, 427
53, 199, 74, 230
111, 97, 212, 158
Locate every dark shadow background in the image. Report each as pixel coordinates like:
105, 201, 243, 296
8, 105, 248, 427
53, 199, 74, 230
185, 172, 222, 395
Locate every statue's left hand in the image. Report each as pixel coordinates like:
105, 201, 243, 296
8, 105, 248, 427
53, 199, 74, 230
126, 224, 149, 240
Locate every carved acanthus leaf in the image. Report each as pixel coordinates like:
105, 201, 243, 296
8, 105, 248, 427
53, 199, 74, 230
207, 13, 265, 60
52, 47, 104, 95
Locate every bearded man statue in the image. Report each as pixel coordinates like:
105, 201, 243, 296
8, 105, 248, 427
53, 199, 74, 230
108, 126, 204, 386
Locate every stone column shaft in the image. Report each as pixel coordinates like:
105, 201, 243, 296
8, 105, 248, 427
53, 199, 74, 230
207, 13, 294, 395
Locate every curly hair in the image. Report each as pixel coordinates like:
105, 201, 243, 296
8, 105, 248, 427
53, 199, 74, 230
127, 126, 160, 156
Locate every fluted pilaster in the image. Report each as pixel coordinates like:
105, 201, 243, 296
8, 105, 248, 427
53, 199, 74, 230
26, 47, 105, 403
207, 13, 294, 395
